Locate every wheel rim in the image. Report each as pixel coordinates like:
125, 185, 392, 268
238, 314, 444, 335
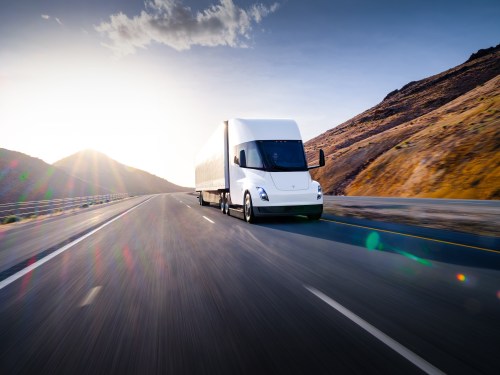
245, 194, 251, 221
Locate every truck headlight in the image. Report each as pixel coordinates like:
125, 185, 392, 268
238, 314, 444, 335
317, 185, 322, 200
257, 187, 269, 201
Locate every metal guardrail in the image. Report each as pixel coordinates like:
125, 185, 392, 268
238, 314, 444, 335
0, 194, 130, 223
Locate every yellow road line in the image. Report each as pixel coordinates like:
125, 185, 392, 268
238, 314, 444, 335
320, 218, 499, 254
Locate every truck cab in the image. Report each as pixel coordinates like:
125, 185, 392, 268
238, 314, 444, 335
195, 118, 325, 223
227, 119, 324, 222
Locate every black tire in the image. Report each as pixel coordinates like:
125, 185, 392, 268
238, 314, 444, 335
244, 192, 256, 223
307, 207, 323, 220
220, 193, 226, 214
226, 193, 231, 215
199, 193, 208, 206
307, 213, 322, 220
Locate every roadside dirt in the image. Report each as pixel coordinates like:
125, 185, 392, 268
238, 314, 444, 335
323, 198, 500, 237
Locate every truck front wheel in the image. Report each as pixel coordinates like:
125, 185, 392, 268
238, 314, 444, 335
244, 192, 255, 223
308, 208, 323, 220
307, 213, 322, 220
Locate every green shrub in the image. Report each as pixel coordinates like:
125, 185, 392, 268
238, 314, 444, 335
3, 215, 22, 224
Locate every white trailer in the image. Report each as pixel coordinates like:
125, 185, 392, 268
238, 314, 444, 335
195, 119, 325, 222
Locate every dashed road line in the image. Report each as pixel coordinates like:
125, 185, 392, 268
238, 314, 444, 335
305, 286, 444, 375
80, 286, 102, 307
203, 216, 214, 224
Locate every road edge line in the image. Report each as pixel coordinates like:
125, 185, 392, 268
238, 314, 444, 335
0, 196, 154, 291
320, 218, 498, 253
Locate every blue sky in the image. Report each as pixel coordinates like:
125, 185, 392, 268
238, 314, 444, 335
1, 0, 499, 186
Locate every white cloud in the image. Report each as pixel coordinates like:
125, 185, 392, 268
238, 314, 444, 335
41, 14, 63, 26
95, 0, 279, 55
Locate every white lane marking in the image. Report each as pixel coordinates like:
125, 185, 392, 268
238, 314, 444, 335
80, 286, 102, 307
203, 216, 214, 224
186, 205, 191, 208
0, 197, 155, 291
305, 286, 445, 375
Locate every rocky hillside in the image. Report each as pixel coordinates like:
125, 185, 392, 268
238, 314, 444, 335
347, 75, 499, 198
54, 149, 188, 195
0, 148, 110, 204
305, 44, 500, 199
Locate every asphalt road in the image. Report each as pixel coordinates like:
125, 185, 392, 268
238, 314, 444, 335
0, 193, 499, 374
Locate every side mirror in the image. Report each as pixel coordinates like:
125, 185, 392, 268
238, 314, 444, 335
239, 150, 246, 168
308, 149, 326, 170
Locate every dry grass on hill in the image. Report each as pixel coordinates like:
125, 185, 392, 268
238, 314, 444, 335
305, 45, 500, 198
346, 76, 500, 199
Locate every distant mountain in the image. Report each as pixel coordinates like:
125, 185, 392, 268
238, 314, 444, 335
305, 44, 500, 199
0, 148, 110, 204
54, 149, 188, 195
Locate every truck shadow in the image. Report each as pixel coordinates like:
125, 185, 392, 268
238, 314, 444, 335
254, 215, 500, 271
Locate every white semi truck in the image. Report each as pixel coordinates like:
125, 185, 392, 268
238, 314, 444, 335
195, 119, 325, 223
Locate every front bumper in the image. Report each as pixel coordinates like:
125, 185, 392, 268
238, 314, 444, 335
254, 204, 323, 217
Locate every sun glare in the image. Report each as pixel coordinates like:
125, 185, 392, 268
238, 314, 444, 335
1, 50, 196, 186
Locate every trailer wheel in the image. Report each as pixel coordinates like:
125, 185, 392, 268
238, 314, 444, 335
199, 193, 208, 206
244, 192, 255, 223
220, 193, 226, 214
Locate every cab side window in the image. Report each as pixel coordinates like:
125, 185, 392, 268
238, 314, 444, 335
234, 144, 243, 165
246, 142, 263, 169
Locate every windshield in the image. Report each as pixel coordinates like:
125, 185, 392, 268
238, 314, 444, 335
257, 140, 308, 172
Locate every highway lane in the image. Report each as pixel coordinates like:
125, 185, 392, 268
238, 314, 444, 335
0, 193, 499, 374
0, 196, 150, 276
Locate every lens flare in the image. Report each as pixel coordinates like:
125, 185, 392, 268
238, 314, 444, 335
19, 171, 29, 181
19, 256, 37, 296
397, 250, 432, 266
456, 273, 467, 282
123, 245, 134, 271
366, 232, 380, 250
44, 189, 53, 200
46, 167, 55, 177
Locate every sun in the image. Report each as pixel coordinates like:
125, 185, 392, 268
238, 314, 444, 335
1, 50, 188, 170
